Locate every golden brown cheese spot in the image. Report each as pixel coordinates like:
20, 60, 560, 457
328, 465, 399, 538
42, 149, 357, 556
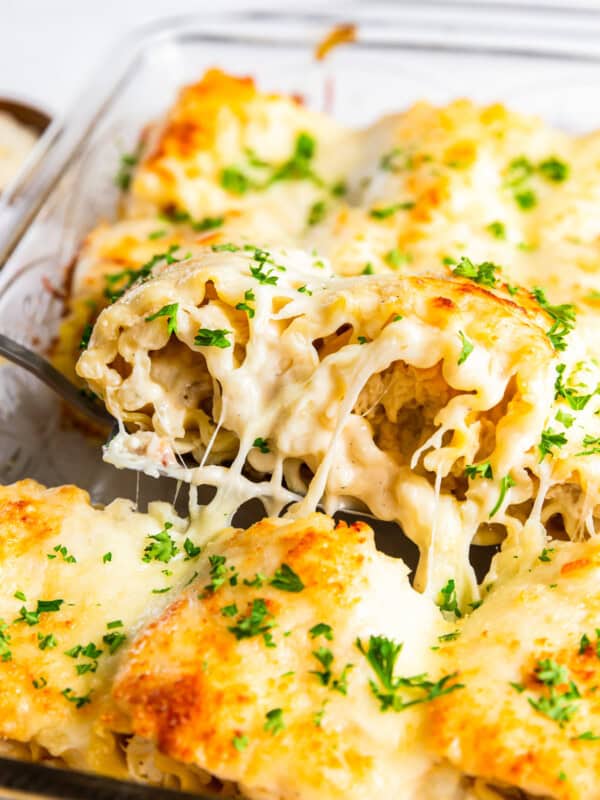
428, 540, 600, 800
114, 513, 447, 799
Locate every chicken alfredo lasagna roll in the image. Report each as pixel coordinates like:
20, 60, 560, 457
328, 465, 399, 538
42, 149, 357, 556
77, 246, 600, 605
0, 480, 477, 799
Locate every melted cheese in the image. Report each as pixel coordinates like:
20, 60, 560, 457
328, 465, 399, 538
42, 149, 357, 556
114, 512, 455, 800
0, 480, 205, 780
35, 68, 600, 798
76, 250, 600, 607
429, 539, 600, 800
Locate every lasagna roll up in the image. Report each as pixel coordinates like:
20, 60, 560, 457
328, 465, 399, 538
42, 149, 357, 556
77, 247, 600, 605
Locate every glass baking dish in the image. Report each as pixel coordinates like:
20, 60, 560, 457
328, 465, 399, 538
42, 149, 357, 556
2, 3, 600, 796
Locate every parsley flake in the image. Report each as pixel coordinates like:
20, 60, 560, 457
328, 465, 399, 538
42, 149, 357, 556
309, 623, 333, 641
489, 474, 516, 518
451, 256, 500, 287
437, 579, 462, 619
142, 522, 177, 563
539, 428, 567, 461
253, 437, 270, 454
235, 289, 256, 319
369, 202, 414, 219
465, 461, 493, 480
264, 708, 285, 735
227, 598, 274, 640
457, 331, 474, 365
183, 538, 202, 560
194, 328, 232, 348
145, 303, 179, 335
270, 563, 304, 593
356, 635, 463, 712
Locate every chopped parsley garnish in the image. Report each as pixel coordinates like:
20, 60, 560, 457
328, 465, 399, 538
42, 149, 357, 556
530, 287, 576, 351
114, 151, 139, 191
102, 631, 127, 654
575, 730, 600, 741
356, 635, 463, 712
107, 620, 123, 629
47, 544, 76, 563
369, 202, 414, 219
16, 599, 64, 626
579, 633, 591, 654
145, 303, 179, 335
313, 703, 327, 727
243, 573, 266, 588
297, 284, 312, 295
194, 328, 232, 348
577, 435, 600, 457
538, 547, 555, 563
556, 409, 575, 428
142, 522, 177, 563
538, 428, 567, 461
309, 623, 333, 641
148, 229, 166, 240
489, 474, 516, 518
221, 604, 239, 618
465, 461, 493, 480
13, 591, 26, 602
486, 221, 506, 239
438, 631, 461, 642
308, 200, 327, 226
232, 734, 249, 752
151, 587, 171, 594
357, 336, 368, 345
437, 579, 462, 619
191, 215, 224, 232
79, 323, 93, 351
203, 555, 229, 595
270, 563, 304, 593
451, 256, 500, 288
331, 180, 347, 197
227, 598, 275, 641
76, 662, 97, 675
385, 249, 410, 268
268, 132, 322, 187
554, 363, 594, 410
332, 663, 354, 695
538, 157, 569, 183
235, 288, 256, 318
104, 245, 185, 303
525, 659, 580, 726
311, 647, 334, 686
221, 167, 252, 195
264, 708, 285, 735
362, 262, 375, 275
249, 263, 278, 286
37, 633, 57, 651
32, 677, 47, 689
62, 688, 92, 709
212, 243, 240, 252
0, 623, 11, 662
183, 538, 202, 560
457, 331, 473, 365
253, 437, 270, 454
102, 552, 112, 563
515, 189, 537, 210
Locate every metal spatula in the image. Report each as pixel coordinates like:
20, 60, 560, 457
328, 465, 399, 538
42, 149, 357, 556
0, 333, 113, 428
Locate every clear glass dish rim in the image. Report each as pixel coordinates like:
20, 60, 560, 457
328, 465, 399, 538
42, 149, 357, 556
3, 3, 600, 271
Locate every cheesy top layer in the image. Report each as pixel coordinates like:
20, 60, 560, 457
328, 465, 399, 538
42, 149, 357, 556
76, 251, 600, 609
0, 479, 203, 778
114, 512, 456, 800
430, 538, 600, 800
